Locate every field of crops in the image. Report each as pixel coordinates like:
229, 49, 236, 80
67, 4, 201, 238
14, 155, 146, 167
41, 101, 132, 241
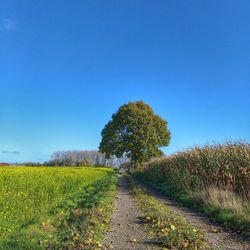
136, 142, 250, 198
0, 166, 117, 249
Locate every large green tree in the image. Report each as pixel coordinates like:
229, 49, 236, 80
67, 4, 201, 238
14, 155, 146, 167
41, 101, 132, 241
99, 101, 171, 167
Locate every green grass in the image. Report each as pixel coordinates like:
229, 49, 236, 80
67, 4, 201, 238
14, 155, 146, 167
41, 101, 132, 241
126, 175, 209, 250
0, 166, 118, 249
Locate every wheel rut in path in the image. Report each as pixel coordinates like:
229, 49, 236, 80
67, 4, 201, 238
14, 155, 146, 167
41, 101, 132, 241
103, 176, 160, 250
134, 179, 250, 250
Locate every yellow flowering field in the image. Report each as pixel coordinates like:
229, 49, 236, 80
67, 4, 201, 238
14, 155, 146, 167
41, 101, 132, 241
0, 167, 111, 237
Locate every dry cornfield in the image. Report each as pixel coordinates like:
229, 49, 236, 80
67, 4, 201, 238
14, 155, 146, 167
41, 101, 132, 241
138, 142, 250, 199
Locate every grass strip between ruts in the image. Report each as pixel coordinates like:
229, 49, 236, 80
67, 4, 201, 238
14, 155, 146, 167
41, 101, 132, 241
126, 175, 209, 250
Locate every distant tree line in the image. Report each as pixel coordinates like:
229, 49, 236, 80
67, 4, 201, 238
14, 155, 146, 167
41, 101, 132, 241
23, 150, 129, 168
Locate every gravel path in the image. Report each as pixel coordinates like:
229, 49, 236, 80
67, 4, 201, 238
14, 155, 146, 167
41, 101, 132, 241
103, 176, 160, 250
135, 179, 250, 250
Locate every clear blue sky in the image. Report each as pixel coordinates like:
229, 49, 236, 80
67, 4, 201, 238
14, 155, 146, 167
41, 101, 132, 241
1, 0, 249, 163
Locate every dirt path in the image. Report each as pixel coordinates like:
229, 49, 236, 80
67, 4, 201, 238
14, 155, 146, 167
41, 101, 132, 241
103, 176, 160, 250
135, 179, 250, 250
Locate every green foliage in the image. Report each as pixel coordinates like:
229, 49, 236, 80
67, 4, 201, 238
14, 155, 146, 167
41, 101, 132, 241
99, 101, 171, 167
0, 166, 118, 249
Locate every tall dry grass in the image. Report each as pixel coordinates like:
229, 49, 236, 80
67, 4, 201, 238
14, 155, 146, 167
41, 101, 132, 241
195, 187, 249, 216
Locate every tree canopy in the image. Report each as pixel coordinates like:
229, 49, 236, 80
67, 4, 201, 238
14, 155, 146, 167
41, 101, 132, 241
99, 101, 171, 167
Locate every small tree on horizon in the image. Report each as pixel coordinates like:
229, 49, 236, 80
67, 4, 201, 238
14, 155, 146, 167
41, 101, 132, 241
99, 101, 171, 168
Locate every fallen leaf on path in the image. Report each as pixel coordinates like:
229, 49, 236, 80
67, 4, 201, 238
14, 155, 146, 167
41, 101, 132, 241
182, 241, 189, 248
210, 227, 222, 233
129, 238, 137, 243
